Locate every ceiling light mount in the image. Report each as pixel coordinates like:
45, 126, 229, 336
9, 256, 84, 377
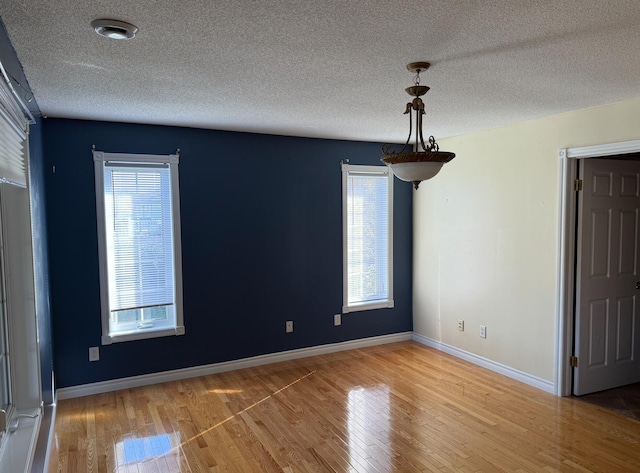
381, 62, 455, 189
91, 19, 138, 40
406, 61, 430, 74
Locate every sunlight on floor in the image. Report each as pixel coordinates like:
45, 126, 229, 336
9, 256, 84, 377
348, 385, 391, 471
207, 388, 243, 394
115, 432, 192, 472
183, 370, 316, 447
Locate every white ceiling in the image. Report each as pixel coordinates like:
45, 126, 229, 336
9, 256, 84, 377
1, 1, 640, 143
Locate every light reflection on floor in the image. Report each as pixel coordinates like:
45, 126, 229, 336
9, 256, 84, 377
348, 385, 391, 472
207, 388, 243, 394
115, 432, 192, 472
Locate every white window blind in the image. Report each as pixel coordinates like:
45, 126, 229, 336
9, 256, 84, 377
342, 164, 394, 313
94, 151, 184, 344
104, 163, 175, 312
0, 70, 27, 187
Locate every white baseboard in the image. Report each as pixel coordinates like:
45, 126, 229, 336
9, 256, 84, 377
57, 332, 413, 400
412, 333, 555, 394
56, 332, 556, 400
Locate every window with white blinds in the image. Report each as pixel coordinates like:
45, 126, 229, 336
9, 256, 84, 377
94, 151, 184, 344
0, 70, 27, 187
342, 164, 394, 313
0, 64, 41, 473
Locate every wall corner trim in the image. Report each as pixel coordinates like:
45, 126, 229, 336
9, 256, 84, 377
412, 333, 555, 394
56, 332, 413, 400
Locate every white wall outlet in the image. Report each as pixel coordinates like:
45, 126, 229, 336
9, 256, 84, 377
89, 346, 100, 362
480, 325, 487, 338
285, 320, 293, 333
334, 314, 341, 326
457, 319, 464, 331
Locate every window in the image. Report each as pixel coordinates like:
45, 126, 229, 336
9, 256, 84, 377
94, 151, 184, 344
0, 69, 42, 472
342, 164, 393, 313
0, 72, 28, 417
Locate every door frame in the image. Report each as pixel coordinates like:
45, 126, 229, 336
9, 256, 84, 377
555, 139, 640, 396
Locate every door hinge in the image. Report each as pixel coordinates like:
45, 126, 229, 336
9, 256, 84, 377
574, 179, 583, 191
570, 356, 578, 368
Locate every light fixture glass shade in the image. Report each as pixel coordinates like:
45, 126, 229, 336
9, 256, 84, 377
386, 161, 443, 183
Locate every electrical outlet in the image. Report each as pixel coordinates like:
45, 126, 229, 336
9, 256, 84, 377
286, 320, 293, 333
457, 319, 464, 331
334, 314, 341, 326
480, 325, 487, 338
89, 346, 100, 362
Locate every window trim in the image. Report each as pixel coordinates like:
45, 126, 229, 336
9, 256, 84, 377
341, 164, 394, 313
93, 151, 184, 344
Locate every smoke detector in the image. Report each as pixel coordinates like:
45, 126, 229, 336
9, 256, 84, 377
91, 19, 138, 40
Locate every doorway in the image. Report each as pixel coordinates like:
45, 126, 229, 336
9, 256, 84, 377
556, 140, 640, 396
573, 157, 640, 395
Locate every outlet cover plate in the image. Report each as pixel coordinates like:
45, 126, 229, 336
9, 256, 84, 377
480, 325, 487, 338
334, 314, 341, 326
89, 346, 100, 361
286, 321, 293, 333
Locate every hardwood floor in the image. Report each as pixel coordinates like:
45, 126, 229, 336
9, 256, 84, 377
47, 342, 640, 472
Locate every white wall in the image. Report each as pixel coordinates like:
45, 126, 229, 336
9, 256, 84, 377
413, 96, 640, 382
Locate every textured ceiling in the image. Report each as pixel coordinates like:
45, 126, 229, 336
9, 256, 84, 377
1, 1, 640, 143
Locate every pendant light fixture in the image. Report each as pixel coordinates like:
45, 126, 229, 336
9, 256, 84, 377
381, 62, 455, 189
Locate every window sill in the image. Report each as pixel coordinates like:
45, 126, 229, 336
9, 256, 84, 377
343, 300, 394, 314
102, 325, 185, 345
0, 409, 41, 473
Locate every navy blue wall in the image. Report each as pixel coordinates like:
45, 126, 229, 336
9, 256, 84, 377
43, 118, 412, 388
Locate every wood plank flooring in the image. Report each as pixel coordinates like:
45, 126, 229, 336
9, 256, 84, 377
47, 342, 640, 472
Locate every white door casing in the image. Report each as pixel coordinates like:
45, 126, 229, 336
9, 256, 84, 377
556, 139, 640, 397
573, 158, 640, 395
